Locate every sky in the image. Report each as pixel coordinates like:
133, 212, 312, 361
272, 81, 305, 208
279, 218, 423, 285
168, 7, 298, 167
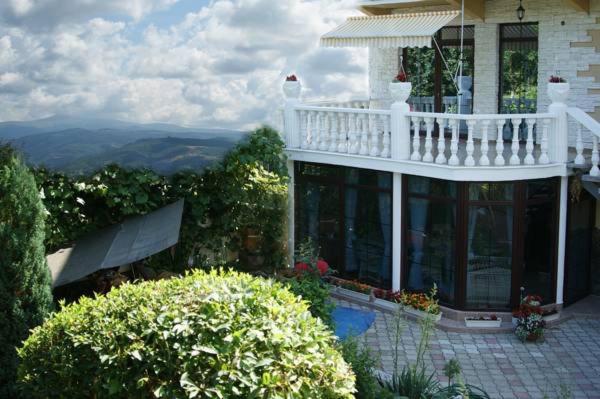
0, 0, 368, 130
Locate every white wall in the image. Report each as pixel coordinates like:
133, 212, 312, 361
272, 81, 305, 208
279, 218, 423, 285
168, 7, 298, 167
368, 0, 600, 145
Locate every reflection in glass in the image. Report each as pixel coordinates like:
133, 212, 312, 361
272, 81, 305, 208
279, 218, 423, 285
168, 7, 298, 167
466, 205, 513, 309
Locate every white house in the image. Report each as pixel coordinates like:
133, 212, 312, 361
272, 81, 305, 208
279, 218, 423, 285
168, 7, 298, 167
282, 0, 600, 317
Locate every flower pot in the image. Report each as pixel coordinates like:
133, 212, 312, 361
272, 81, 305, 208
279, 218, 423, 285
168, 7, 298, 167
548, 82, 570, 104
283, 80, 301, 99
389, 82, 412, 103
526, 333, 542, 342
403, 306, 442, 322
464, 318, 502, 328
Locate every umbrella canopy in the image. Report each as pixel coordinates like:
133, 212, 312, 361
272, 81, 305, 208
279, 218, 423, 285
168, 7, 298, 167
47, 199, 184, 288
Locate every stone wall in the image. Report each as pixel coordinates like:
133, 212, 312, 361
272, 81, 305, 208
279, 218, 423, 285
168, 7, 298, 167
368, 0, 600, 145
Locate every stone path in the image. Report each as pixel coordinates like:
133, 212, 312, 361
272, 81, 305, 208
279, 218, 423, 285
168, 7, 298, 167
336, 299, 600, 399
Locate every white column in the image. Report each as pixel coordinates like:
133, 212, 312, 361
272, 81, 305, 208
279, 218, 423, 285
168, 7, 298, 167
391, 100, 411, 160
287, 159, 295, 268
283, 81, 302, 149
392, 172, 402, 292
547, 83, 570, 164
555, 175, 568, 306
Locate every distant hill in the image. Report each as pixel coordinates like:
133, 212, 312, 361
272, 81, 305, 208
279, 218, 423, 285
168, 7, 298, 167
65, 137, 236, 175
0, 117, 248, 175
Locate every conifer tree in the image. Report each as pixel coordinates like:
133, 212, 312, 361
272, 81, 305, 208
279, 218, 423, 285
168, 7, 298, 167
0, 145, 53, 397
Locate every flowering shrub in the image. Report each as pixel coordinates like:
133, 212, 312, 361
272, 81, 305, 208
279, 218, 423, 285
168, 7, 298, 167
286, 74, 298, 82
396, 286, 440, 315
514, 294, 546, 342
549, 75, 566, 83
393, 72, 408, 83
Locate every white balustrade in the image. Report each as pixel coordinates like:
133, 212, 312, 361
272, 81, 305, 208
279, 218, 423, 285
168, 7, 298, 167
480, 120, 490, 166
435, 119, 447, 164
359, 114, 369, 156
592, 136, 599, 177
449, 119, 460, 166
410, 117, 422, 161
510, 118, 521, 165
495, 119, 505, 166
381, 115, 391, 158
574, 124, 585, 166
423, 118, 434, 163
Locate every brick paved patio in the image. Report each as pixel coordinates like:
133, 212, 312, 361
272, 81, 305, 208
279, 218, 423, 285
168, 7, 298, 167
337, 299, 600, 399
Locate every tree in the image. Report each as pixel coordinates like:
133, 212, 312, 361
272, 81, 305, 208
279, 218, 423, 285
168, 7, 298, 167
0, 145, 53, 397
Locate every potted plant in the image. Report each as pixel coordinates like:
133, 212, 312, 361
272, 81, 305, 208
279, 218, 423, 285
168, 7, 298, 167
396, 285, 442, 322
389, 71, 412, 103
514, 294, 546, 342
548, 75, 569, 103
464, 314, 502, 328
283, 74, 301, 99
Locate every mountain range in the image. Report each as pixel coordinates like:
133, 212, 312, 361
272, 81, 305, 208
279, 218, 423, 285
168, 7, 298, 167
0, 116, 248, 175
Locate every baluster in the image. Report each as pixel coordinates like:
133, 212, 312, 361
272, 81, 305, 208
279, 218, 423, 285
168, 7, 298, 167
435, 119, 447, 164
480, 120, 491, 166
524, 118, 536, 165
423, 118, 434, 162
449, 119, 460, 166
309, 111, 320, 151
381, 115, 391, 158
299, 110, 308, 149
348, 113, 359, 154
495, 119, 506, 166
410, 117, 422, 161
465, 119, 476, 167
369, 115, 380, 157
591, 136, 600, 177
539, 118, 550, 164
575, 124, 586, 165
337, 113, 348, 153
359, 114, 369, 156
510, 118, 521, 165
318, 112, 329, 151
328, 112, 338, 152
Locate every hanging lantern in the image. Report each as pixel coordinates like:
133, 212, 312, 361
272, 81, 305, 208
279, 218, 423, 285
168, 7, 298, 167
517, 0, 525, 21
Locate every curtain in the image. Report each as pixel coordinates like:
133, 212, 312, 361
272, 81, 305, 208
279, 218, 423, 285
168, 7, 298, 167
344, 170, 359, 272
305, 182, 320, 243
407, 197, 428, 291
378, 174, 392, 284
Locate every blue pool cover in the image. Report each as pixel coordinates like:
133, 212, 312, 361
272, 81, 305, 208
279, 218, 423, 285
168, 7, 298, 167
333, 306, 376, 340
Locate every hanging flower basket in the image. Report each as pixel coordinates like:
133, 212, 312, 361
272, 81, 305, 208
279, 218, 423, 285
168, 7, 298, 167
548, 76, 569, 103
389, 72, 412, 103
283, 75, 301, 99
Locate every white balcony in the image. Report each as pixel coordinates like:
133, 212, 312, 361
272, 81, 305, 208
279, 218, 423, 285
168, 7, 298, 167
281, 81, 600, 183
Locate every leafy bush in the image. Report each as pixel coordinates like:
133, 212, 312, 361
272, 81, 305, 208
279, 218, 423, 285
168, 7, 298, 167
18, 270, 355, 398
285, 274, 334, 327
339, 337, 393, 399
0, 146, 53, 398
35, 126, 288, 272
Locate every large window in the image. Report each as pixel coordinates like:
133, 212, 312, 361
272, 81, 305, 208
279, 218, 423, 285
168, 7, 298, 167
499, 23, 539, 114
295, 163, 393, 288
403, 176, 559, 310
403, 26, 475, 114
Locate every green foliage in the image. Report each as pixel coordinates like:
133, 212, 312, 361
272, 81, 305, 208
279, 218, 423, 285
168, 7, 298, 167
35, 126, 288, 272
339, 337, 393, 399
0, 145, 53, 398
285, 274, 334, 328
18, 270, 355, 399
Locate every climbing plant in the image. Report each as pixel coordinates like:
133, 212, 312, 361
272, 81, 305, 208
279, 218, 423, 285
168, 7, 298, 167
35, 126, 288, 272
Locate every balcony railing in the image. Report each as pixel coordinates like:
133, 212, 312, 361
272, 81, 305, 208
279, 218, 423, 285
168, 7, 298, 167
281, 82, 600, 181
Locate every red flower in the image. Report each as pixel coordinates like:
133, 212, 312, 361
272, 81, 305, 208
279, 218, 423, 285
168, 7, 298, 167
394, 72, 408, 82
316, 260, 329, 275
549, 75, 566, 83
294, 262, 309, 272
286, 74, 298, 82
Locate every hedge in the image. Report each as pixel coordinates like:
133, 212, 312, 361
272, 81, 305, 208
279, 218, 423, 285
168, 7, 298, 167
18, 270, 355, 398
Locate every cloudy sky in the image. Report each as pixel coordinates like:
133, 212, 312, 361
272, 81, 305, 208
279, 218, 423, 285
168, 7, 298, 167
0, 0, 368, 129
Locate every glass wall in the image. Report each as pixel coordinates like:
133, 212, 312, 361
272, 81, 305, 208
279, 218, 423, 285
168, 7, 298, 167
295, 163, 392, 288
405, 177, 457, 306
403, 176, 559, 310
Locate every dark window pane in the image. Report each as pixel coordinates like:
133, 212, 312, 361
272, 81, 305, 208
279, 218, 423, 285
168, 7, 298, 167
440, 26, 474, 41
407, 175, 457, 198
466, 205, 513, 309
298, 163, 339, 178
522, 202, 556, 304
406, 196, 456, 305
527, 179, 556, 200
469, 182, 514, 201
345, 168, 392, 189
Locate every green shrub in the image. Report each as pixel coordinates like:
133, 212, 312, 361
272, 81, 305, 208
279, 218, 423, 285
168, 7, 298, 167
0, 145, 53, 398
18, 270, 355, 398
285, 274, 334, 327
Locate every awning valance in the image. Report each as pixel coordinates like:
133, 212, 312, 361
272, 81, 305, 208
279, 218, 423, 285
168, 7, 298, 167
320, 11, 460, 48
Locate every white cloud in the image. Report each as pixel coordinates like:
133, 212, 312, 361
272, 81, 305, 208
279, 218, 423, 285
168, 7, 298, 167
0, 0, 368, 130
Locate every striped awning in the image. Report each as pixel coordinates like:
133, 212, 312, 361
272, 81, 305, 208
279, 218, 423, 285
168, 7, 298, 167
320, 11, 460, 48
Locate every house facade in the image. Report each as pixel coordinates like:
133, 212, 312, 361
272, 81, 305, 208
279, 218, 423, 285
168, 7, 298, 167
282, 0, 600, 315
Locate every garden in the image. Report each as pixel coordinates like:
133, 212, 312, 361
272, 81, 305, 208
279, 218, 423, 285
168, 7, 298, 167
0, 126, 553, 398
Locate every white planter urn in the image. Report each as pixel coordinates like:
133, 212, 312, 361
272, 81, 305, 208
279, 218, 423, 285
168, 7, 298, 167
548, 82, 570, 104
389, 81, 412, 103
283, 80, 302, 99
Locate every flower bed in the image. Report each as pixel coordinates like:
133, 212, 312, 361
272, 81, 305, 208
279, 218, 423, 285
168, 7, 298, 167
514, 295, 546, 342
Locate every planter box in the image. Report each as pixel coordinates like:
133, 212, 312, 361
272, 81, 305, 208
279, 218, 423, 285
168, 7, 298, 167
373, 298, 400, 312
334, 287, 371, 303
464, 318, 503, 328
403, 306, 442, 322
